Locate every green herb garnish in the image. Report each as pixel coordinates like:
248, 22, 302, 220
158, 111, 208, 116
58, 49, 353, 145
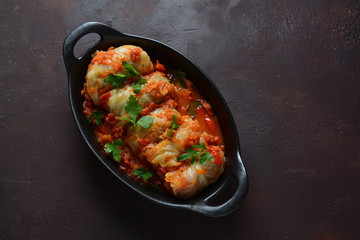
104, 73, 127, 88
177, 142, 214, 165
132, 167, 153, 181
136, 116, 154, 128
87, 111, 104, 126
170, 69, 187, 88
198, 152, 214, 165
123, 61, 141, 76
105, 61, 145, 89
132, 77, 147, 94
120, 95, 154, 128
104, 139, 124, 162
178, 149, 199, 164
167, 115, 180, 137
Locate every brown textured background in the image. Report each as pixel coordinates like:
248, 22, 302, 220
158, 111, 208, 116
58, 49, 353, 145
1, 0, 360, 239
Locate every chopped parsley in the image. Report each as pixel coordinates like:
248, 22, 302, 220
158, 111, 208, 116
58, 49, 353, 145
170, 69, 187, 88
177, 142, 214, 165
105, 61, 146, 90
104, 73, 127, 88
120, 95, 154, 128
132, 77, 147, 94
123, 61, 140, 76
104, 139, 124, 162
167, 115, 180, 137
132, 167, 153, 181
87, 111, 104, 126
136, 116, 154, 128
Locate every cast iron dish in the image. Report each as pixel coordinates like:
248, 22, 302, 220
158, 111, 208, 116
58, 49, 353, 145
63, 22, 248, 217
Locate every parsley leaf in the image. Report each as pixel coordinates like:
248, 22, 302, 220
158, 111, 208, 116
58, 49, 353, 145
104, 61, 142, 88
199, 152, 214, 165
123, 61, 141, 77
104, 73, 127, 88
132, 78, 147, 94
167, 115, 180, 137
170, 69, 187, 88
193, 142, 206, 150
88, 111, 104, 126
137, 116, 154, 129
120, 95, 154, 129
132, 167, 153, 181
177, 149, 199, 162
104, 139, 124, 162
177, 142, 214, 165
123, 95, 142, 123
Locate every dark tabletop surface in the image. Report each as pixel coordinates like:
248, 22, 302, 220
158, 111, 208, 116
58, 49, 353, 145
1, 0, 360, 239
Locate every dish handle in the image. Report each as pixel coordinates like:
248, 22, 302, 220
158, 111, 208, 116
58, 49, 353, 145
189, 152, 248, 217
63, 22, 125, 72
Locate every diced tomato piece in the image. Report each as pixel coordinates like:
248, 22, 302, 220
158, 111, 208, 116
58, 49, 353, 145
195, 107, 217, 135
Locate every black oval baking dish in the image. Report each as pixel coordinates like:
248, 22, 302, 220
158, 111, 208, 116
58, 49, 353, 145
63, 22, 248, 217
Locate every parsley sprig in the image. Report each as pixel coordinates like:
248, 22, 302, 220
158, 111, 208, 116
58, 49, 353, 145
132, 77, 147, 94
170, 69, 187, 88
132, 167, 153, 181
88, 111, 104, 126
104, 62, 147, 92
104, 73, 127, 88
177, 142, 214, 165
104, 139, 124, 162
123, 61, 139, 76
167, 115, 180, 137
120, 95, 154, 128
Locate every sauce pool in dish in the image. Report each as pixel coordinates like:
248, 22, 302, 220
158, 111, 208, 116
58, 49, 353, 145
82, 45, 225, 199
